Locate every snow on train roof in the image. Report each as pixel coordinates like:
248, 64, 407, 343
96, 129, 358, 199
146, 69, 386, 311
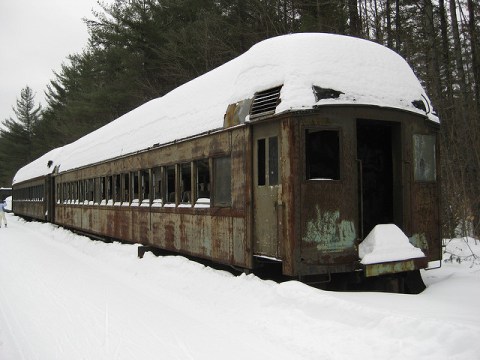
13, 33, 438, 184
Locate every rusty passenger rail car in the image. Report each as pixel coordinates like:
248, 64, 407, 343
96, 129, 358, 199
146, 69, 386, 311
12, 34, 441, 290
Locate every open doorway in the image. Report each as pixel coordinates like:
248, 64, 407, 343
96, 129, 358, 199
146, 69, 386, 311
357, 119, 402, 238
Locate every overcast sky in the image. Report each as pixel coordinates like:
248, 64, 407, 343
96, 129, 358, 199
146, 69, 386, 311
0, 0, 111, 125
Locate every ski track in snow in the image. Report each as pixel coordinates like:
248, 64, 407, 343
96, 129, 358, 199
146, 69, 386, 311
1, 213, 479, 360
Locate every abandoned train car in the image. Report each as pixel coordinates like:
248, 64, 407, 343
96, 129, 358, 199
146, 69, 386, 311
12, 33, 441, 287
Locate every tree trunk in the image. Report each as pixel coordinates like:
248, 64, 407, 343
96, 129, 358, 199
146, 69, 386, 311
348, 0, 362, 36
467, 0, 480, 106
449, 0, 468, 102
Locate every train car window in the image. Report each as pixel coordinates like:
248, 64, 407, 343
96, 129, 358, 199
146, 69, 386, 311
141, 170, 150, 205
113, 175, 121, 205
152, 167, 163, 206
258, 137, 279, 186
257, 139, 266, 186
87, 179, 94, 203
213, 156, 231, 207
79, 181, 84, 203
106, 176, 113, 205
413, 134, 436, 182
100, 177, 106, 205
64, 183, 69, 203
131, 172, 140, 205
94, 178, 101, 205
57, 184, 61, 203
73, 182, 78, 204
166, 165, 176, 205
269, 137, 279, 185
180, 163, 192, 205
305, 129, 340, 180
121, 174, 129, 204
196, 159, 210, 207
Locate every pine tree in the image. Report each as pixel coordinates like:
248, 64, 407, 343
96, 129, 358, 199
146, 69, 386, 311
0, 86, 42, 185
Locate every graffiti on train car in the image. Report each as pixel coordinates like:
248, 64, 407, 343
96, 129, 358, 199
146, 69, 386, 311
303, 207, 356, 253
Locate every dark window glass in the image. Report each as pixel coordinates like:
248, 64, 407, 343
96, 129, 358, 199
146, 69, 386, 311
166, 166, 176, 203
305, 130, 340, 180
87, 179, 94, 202
269, 136, 279, 185
152, 167, 163, 203
107, 176, 113, 202
257, 139, 266, 186
123, 174, 130, 203
131, 172, 139, 200
114, 175, 121, 203
181, 163, 192, 204
141, 170, 150, 203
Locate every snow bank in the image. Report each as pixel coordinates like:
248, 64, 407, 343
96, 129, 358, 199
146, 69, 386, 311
359, 224, 425, 265
13, 33, 438, 184
0, 215, 479, 360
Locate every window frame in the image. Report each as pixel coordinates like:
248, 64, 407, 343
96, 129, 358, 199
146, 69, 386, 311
304, 127, 342, 182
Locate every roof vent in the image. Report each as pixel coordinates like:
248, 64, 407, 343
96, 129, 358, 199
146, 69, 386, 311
313, 86, 344, 101
412, 99, 427, 112
250, 85, 282, 118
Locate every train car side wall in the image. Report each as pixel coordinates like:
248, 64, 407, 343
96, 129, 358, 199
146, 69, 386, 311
12, 176, 49, 221
53, 126, 254, 269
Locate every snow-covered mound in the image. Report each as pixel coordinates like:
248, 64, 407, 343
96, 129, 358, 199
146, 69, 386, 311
359, 224, 425, 265
13, 33, 437, 184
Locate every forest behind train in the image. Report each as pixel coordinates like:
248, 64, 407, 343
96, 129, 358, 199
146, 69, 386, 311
0, 0, 478, 238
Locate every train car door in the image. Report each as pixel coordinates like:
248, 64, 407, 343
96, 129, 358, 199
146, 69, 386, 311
253, 122, 281, 258
356, 119, 403, 238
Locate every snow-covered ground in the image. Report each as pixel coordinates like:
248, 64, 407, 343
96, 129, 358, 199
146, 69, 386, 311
1, 213, 479, 360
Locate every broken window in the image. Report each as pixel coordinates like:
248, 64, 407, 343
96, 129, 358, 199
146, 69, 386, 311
122, 173, 130, 204
196, 159, 210, 207
78, 181, 84, 203
107, 176, 113, 204
141, 170, 150, 204
181, 163, 192, 204
94, 178, 103, 204
305, 129, 340, 180
152, 167, 163, 205
413, 134, 436, 181
131, 171, 139, 202
72, 182, 78, 203
213, 156, 231, 207
166, 165, 176, 204
113, 175, 121, 204
87, 179, 94, 202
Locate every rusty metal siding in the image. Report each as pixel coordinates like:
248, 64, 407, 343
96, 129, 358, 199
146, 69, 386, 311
12, 177, 47, 220
280, 118, 298, 275
13, 201, 44, 220
404, 120, 441, 261
297, 115, 359, 275
284, 107, 441, 276
52, 126, 252, 269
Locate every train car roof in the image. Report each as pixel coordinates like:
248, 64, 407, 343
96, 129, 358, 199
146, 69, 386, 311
13, 33, 438, 184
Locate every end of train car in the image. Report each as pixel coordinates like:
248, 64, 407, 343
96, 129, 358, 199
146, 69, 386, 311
12, 34, 441, 292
